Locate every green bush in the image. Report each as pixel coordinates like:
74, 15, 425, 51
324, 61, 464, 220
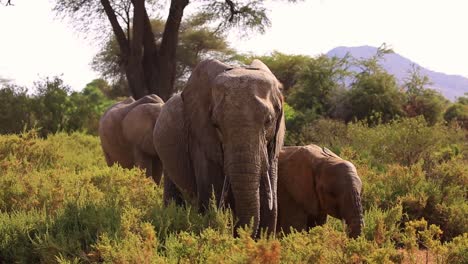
0, 127, 466, 263
0, 210, 47, 263
0, 77, 115, 136
0, 85, 31, 134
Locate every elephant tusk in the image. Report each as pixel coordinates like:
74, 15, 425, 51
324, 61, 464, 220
219, 175, 230, 209
265, 171, 273, 210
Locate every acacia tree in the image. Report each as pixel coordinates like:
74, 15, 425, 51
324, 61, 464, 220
53, 0, 280, 100
92, 16, 236, 97
338, 45, 405, 124
403, 65, 448, 125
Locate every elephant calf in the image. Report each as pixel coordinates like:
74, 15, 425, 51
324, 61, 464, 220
99, 94, 164, 184
277, 144, 363, 238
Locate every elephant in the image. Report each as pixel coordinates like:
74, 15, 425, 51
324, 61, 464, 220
99, 94, 164, 184
153, 59, 285, 237
277, 144, 364, 238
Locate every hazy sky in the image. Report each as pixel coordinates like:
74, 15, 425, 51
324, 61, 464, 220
1, 0, 467, 91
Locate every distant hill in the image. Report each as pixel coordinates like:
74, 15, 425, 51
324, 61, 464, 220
326, 46, 468, 101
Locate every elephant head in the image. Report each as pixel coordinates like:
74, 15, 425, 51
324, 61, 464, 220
156, 59, 285, 236
317, 159, 363, 238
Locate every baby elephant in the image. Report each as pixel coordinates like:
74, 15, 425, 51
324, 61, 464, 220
277, 144, 364, 238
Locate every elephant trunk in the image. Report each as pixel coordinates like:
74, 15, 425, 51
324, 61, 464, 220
345, 177, 364, 239
224, 143, 265, 237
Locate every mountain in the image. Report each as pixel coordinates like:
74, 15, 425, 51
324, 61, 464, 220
326, 46, 468, 101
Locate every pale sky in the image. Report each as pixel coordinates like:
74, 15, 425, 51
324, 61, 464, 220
1, 0, 467, 91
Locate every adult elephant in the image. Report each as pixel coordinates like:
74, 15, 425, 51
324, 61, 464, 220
99, 94, 164, 184
153, 59, 285, 237
277, 144, 364, 238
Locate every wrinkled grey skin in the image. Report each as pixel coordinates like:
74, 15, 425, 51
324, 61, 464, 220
277, 144, 364, 238
99, 94, 164, 184
153, 59, 285, 237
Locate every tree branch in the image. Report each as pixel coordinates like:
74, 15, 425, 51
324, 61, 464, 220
224, 0, 240, 22
130, 0, 144, 57
100, 0, 129, 57
157, 0, 189, 100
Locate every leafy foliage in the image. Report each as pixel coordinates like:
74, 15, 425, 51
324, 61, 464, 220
403, 66, 449, 125
237, 51, 312, 91
53, 0, 288, 99
0, 119, 466, 262
345, 67, 405, 124
444, 94, 468, 129
0, 77, 115, 136
0, 84, 31, 134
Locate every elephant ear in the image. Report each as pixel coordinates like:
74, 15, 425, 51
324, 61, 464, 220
264, 65, 285, 161
181, 59, 232, 161
250, 59, 273, 74
269, 103, 285, 162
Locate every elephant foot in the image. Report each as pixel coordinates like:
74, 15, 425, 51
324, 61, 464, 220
307, 214, 327, 228
163, 176, 184, 207
151, 156, 163, 184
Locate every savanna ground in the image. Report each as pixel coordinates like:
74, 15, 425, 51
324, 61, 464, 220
0, 117, 466, 263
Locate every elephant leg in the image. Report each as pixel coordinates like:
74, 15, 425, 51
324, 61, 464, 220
133, 148, 153, 177
193, 152, 224, 213
103, 151, 114, 166
153, 94, 197, 201
163, 173, 184, 207
151, 155, 163, 184
306, 213, 327, 228
277, 184, 308, 234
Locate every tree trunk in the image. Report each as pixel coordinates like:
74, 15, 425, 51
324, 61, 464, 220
101, 0, 188, 101
142, 7, 160, 97
126, 0, 147, 98
154, 0, 189, 101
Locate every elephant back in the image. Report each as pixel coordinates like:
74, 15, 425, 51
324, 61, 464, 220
99, 95, 164, 160
122, 101, 163, 156
99, 97, 137, 160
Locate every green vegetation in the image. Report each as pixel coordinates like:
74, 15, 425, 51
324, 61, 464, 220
0, 77, 115, 136
444, 94, 468, 129
92, 16, 237, 95
248, 48, 465, 145
0, 41, 467, 263
0, 119, 466, 262
53, 0, 285, 100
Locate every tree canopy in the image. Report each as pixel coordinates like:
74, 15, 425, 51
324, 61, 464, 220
53, 0, 292, 100
92, 15, 236, 97
444, 94, 468, 129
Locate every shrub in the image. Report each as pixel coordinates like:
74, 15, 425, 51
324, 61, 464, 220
0, 210, 47, 263
0, 130, 466, 262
